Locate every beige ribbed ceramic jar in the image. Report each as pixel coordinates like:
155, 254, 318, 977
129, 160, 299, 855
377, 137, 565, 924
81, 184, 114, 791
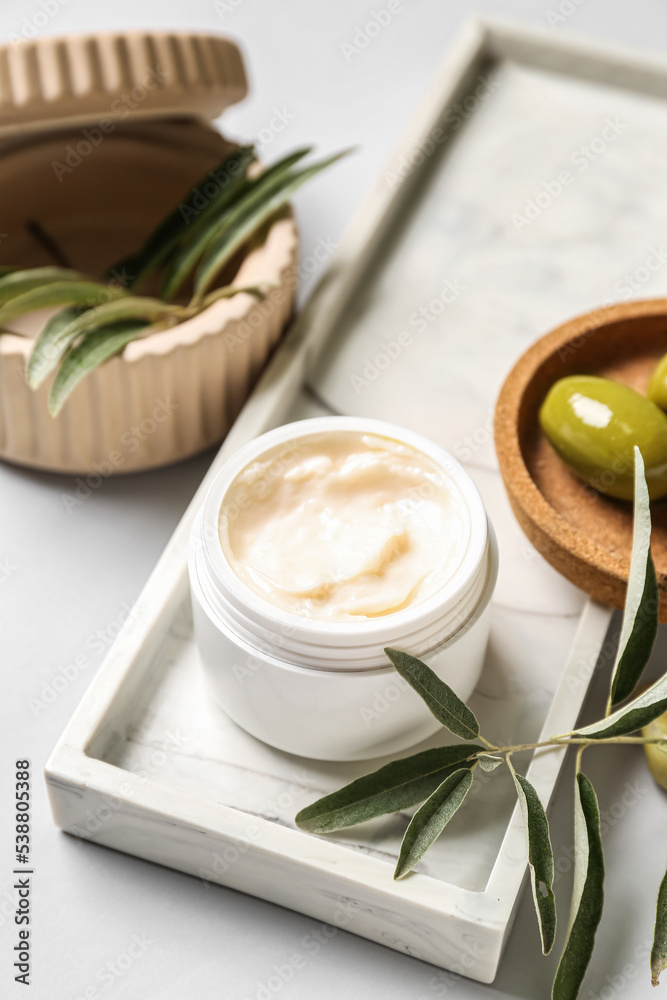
0, 32, 298, 474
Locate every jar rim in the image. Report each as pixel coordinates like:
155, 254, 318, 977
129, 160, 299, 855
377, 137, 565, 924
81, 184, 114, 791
190, 523, 498, 675
195, 417, 490, 668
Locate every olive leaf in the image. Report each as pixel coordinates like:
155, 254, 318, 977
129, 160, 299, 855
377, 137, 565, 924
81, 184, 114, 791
193, 149, 351, 301
295, 744, 483, 834
507, 757, 557, 955
652, 865, 667, 987
112, 145, 257, 289
47, 295, 184, 348
11, 144, 345, 410
49, 320, 150, 415
26, 305, 89, 387
394, 768, 474, 880
608, 447, 658, 711
552, 771, 604, 1000
567, 454, 666, 741
29, 286, 266, 401
292, 457, 665, 1000
0, 266, 86, 305
477, 754, 503, 772
157, 178, 253, 301
571, 671, 667, 740
26, 295, 175, 390
384, 648, 480, 740
0, 280, 125, 327
200, 282, 273, 309
163, 146, 314, 301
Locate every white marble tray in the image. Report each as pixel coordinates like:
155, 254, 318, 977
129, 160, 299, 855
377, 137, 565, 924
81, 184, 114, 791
46, 16, 667, 982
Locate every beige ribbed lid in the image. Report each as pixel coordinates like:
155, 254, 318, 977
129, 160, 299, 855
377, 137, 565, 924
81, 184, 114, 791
0, 31, 247, 137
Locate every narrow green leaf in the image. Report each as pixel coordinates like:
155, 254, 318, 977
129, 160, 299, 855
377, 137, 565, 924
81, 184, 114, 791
394, 768, 474, 879
25, 306, 88, 387
652, 865, 667, 986
507, 758, 557, 955
0, 266, 86, 305
608, 448, 658, 710
163, 146, 314, 301
572, 671, 667, 740
245, 146, 312, 186
110, 145, 256, 288
193, 149, 350, 301
0, 281, 124, 326
27, 295, 180, 389
200, 282, 273, 309
26, 285, 261, 393
552, 772, 604, 1000
0, 326, 29, 337
385, 648, 480, 740
156, 179, 254, 299
477, 754, 503, 772
49, 321, 148, 415
50, 295, 183, 345
295, 744, 482, 834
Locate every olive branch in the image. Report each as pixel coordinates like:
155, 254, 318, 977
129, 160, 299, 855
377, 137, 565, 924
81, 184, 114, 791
0, 144, 348, 415
295, 447, 667, 999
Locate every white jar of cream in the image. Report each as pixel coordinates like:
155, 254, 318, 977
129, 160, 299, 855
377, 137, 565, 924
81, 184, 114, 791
189, 417, 497, 761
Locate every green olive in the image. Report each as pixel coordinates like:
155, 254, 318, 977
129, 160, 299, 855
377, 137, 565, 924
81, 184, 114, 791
647, 353, 667, 411
539, 374, 667, 500
643, 710, 667, 791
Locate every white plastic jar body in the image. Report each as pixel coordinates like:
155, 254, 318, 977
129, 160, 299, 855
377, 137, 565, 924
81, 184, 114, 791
188, 417, 498, 761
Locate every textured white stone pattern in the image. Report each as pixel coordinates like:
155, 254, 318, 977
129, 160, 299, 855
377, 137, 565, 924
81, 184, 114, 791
9, 10, 667, 1000
59, 53, 667, 976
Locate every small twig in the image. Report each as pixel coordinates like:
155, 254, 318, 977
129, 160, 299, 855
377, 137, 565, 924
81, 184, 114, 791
26, 220, 71, 268
466, 735, 667, 761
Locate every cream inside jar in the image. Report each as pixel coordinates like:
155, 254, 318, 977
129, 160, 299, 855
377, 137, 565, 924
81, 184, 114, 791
218, 431, 470, 622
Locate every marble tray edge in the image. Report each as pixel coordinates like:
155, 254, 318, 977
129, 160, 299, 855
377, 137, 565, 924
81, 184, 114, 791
44, 596, 612, 980
41, 15, 656, 980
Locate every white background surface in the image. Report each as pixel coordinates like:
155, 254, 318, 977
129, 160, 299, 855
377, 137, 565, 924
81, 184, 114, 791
2, 2, 667, 998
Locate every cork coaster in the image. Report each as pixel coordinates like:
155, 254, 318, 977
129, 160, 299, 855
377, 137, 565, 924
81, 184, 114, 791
494, 299, 667, 620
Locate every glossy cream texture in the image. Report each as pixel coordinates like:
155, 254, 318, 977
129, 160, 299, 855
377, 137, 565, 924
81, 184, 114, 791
219, 432, 470, 622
